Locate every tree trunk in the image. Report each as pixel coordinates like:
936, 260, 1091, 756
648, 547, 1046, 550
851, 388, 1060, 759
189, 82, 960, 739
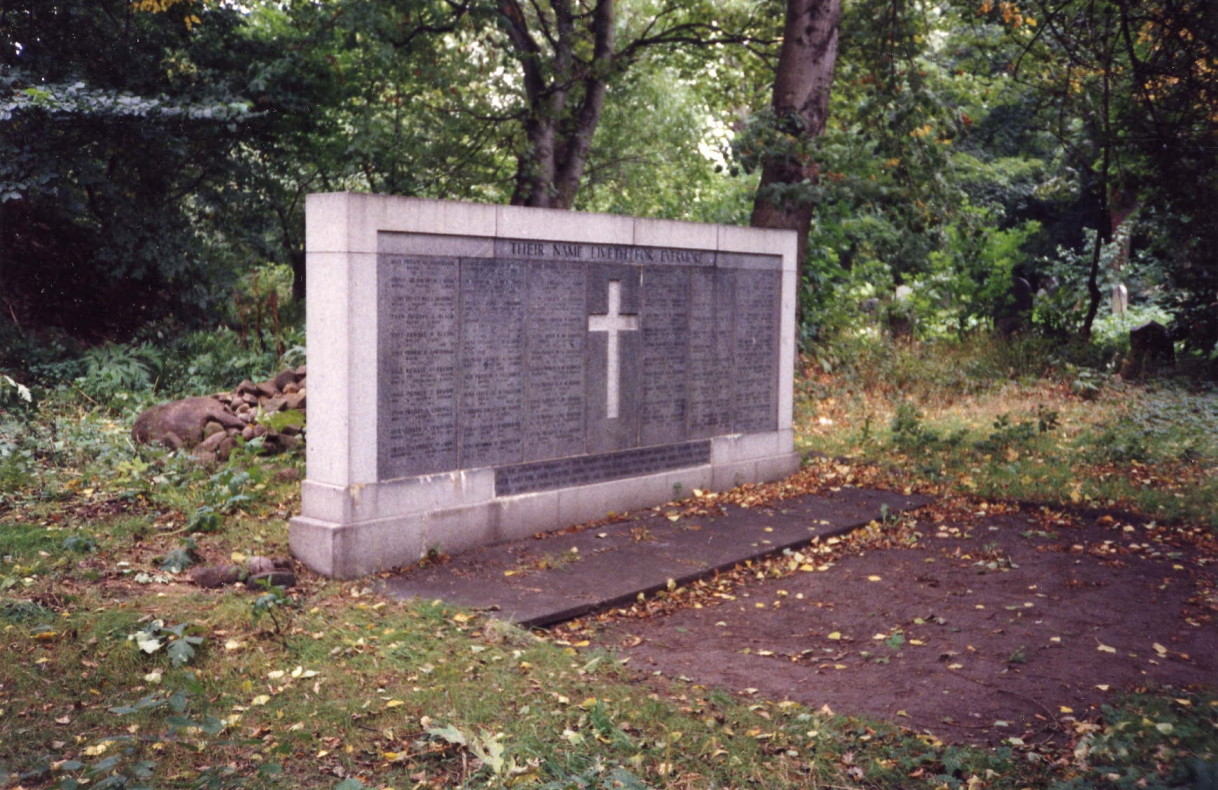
750, 0, 843, 316
503, 0, 614, 209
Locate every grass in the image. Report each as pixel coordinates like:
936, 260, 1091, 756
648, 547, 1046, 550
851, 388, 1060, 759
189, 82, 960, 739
798, 336, 1218, 527
3, 335, 1217, 789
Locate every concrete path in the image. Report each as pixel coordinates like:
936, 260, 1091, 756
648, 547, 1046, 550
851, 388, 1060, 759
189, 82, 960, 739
382, 487, 930, 626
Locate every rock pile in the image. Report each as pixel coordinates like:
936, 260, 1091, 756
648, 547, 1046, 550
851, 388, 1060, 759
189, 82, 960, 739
131, 366, 307, 463
191, 555, 297, 590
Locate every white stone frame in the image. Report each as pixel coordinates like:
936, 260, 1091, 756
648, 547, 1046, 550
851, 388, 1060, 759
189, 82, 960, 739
290, 193, 800, 577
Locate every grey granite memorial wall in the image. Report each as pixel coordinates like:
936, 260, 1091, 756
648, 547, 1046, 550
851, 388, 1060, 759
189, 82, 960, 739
290, 193, 800, 577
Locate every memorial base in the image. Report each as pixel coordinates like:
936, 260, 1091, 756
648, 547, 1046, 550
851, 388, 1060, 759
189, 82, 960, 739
290, 433, 800, 578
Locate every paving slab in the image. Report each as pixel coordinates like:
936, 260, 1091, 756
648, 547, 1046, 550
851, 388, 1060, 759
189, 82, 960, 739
381, 487, 930, 626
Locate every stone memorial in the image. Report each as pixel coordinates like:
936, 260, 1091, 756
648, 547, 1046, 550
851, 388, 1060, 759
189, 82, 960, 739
290, 193, 800, 577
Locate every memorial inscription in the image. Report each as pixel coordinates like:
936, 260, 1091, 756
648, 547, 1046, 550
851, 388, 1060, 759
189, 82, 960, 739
376, 236, 781, 490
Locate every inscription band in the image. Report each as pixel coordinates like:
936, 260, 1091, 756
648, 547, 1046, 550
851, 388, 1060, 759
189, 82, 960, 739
494, 441, 712, 496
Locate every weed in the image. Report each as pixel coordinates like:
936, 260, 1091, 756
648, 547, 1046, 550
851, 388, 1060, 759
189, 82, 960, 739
62, 534, 98, 553
889, 401, 943, 451
157, 538, 199, 573
128, 620, 205, 667
0, 598, 55, 623
250, 581, 299, 636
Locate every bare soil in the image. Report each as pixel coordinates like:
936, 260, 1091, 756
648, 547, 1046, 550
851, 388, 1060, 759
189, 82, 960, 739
588, 505, 1218, 747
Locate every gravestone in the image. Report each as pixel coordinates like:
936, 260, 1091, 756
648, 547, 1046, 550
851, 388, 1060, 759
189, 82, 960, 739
995, 276, 1034, 336
290, 193, 800, 577
1120, 320, 1174, 380
1111, 283, 1128, 316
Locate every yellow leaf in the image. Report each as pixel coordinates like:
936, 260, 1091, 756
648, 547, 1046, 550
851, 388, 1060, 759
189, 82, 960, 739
1152, 643, 1168, 656
827, 631, 842, 640
251, 695, 271, 706
1059, 706, 1074, 714
1096, 684, 1110, 691
83, 742, 110, 756
231, 552, 247, 564
385, 699, 405, 708
1097, 644, 1117, 654
867, 575, 882, 582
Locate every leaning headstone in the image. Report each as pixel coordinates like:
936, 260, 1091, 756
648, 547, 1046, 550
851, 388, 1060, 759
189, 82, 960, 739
1120, 320, 1174, 380
289, 194, 801, 577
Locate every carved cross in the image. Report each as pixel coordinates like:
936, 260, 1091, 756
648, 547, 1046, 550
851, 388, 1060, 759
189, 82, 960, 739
587, 280, 638, 419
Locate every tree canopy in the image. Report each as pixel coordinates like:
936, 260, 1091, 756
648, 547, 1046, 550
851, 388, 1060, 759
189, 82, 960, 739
1, 0, 1215, 371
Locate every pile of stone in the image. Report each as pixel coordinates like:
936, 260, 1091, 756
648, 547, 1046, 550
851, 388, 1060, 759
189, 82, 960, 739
131, 366, 307, 463
191, 555, 296, 589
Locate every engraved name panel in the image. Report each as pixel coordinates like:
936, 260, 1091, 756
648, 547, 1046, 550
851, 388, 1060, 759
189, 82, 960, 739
639, 266, 689, 446
732, 268, 781, 433
378, 256, 460, 478
458, 260, 526, 468
687, 268, 736, 438
524, 262, 587, 460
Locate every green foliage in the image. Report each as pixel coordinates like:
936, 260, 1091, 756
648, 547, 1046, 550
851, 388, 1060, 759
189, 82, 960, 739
973, 407, 1058, 454
250, 581, 299, 637
0, 599, 55, 624
128, 619, 204, 668
0, 1, 270, 334
1054, 693, 1218, 790
74, 344, 163, 410
157, 538, 198, 573
1, 373, 36, 419
1081, 391, 1218, 467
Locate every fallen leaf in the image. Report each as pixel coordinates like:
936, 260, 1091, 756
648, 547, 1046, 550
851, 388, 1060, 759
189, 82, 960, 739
1097, 644, 1117, 654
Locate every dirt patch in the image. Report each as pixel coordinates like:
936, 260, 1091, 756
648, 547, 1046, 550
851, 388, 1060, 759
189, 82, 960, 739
586, 505, 1218, 748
